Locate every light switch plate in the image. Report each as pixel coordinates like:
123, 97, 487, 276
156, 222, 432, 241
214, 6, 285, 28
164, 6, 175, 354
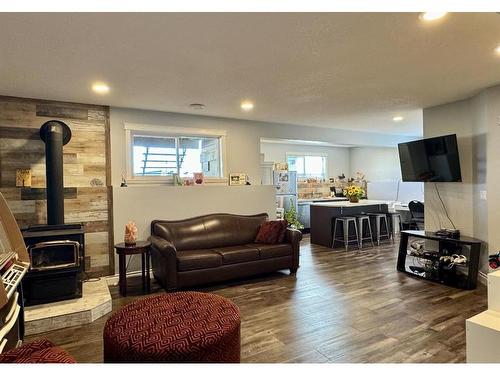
480, 190, 487, 200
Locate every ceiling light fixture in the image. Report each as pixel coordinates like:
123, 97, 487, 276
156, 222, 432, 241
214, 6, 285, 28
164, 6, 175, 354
92, 82, 110, 94
189, 103, 206, 110
495, 45, 500, 55
419, 12, 448, 21
393, 116, 404, 122
240, 101, 254, 111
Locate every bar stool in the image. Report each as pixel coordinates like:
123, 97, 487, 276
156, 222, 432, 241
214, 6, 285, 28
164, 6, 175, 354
332, 216, 359, 251
387, 212, 403, 242
367, 213, 390, 246
354, 215, 374, 248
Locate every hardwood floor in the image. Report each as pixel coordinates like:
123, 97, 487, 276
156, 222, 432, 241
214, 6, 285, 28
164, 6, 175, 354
25, 235, 487, 363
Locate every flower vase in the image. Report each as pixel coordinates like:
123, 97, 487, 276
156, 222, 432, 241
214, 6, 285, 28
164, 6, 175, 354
349, 196, 359, 203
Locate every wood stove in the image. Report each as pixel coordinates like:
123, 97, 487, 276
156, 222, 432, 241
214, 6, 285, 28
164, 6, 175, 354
22, 224, 84, 306
21, 120, 85, 306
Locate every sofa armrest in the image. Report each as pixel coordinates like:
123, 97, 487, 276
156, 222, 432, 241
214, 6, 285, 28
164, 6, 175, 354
149, 235, 178, 290
150, 235, 176, 256
285, 228, 302, 272
285, 228, 303, 245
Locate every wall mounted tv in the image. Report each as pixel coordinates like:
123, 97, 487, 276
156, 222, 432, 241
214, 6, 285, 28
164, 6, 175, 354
398, 134, 462, 182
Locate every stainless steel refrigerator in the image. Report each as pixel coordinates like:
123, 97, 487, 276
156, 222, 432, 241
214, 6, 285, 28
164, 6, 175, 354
273, 171, 298, 215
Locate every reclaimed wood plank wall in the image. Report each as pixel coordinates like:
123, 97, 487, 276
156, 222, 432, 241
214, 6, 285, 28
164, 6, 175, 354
0, 96, 113, 276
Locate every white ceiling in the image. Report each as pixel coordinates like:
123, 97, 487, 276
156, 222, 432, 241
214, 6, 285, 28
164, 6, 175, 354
1, 12, 500, 136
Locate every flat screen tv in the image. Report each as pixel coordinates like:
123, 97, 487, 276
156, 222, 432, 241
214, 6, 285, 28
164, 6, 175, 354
398, 134, 462, 182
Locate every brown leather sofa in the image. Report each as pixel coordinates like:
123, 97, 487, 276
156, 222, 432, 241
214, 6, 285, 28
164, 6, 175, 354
149, 213, 302, 290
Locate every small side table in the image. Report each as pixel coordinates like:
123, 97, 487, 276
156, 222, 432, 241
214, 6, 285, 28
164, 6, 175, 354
114, 241, 151, 297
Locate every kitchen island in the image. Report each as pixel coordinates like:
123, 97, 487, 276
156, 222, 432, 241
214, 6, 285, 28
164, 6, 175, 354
310, 200, 389, 248
297, 197, 348, 230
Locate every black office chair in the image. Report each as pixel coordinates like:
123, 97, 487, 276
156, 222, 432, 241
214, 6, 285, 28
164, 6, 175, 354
408, 200, 425, 230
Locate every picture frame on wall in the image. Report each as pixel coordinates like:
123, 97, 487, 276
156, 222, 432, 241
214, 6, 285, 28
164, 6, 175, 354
273, 162, 288, 171
229, 173, 247, 186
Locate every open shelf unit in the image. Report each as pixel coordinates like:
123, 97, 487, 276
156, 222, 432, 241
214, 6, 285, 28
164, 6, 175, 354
397, 230, 481, 290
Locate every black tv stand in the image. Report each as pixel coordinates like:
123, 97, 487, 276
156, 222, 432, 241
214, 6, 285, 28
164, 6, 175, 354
397, 230, 482, 290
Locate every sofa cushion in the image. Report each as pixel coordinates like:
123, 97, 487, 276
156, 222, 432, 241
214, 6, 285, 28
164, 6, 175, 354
213, 246, 260, 265
255, 220, 287, 244
252, 243, 293, 259
152, 213, 268, 251
176, 250, 222, 271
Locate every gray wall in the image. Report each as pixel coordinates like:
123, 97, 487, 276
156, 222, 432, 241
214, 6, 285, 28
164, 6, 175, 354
349, 147, 402, 182
112, 185, 276, 273
422, 84, 500, 276
260, 142, 403, 183
109, 106, 420, 274
260, 142, 350, 180
110, 106, 418, 187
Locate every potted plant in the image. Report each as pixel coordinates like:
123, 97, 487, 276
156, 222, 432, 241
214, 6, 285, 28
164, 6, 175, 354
343, 185, 365, 203
284, 198, 304, 230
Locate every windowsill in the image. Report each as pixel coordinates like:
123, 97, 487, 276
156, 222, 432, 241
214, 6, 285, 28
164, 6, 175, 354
123, 177, 229, 186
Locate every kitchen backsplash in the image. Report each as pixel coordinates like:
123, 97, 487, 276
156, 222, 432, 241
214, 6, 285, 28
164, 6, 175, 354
297, 181, 332, 199
297, 179, 368, 199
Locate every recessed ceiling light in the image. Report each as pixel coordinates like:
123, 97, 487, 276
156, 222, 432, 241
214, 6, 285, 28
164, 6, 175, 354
189, 103, 205, 110
495, 45, 500, 55
92, 82, 110, 94
240, 101, 254, 111
393, 116, 404, 122
419, 12, 448, 21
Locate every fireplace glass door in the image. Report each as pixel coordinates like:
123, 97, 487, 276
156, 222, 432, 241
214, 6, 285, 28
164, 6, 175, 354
28, 240, 80, 271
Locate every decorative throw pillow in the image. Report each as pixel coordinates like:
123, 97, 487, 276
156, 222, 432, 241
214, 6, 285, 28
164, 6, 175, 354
255, 220, 288, 244
278, 220, 288, 243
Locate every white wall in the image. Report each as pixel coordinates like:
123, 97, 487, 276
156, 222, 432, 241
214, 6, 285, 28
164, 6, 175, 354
109, 106, 419, 273
423, 98, 476, 235
110, 107, 417, 187
113, 185, 276, 273
484, 86, 500, 269
260, 142, 350, 179
349, 147, 402, 182
422, 84, 500, 275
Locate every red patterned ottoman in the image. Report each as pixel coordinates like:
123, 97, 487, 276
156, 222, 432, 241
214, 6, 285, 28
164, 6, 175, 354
103, 292, 240, 363
0, 339, 76, 363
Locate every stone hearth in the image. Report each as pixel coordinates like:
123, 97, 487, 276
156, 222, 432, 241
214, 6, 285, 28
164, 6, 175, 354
24, 278, 112, 336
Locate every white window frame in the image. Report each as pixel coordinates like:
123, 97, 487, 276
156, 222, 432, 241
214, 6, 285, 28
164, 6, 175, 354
286, 152, 328, 179
124, 122, 227, 184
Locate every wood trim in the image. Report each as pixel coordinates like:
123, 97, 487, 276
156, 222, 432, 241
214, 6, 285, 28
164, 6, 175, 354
0, 95, 113, 276
123, 122, 227, 137
104, 106, 115, 275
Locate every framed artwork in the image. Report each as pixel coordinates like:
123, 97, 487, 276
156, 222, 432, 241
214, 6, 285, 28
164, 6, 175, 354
16, 169, 32, 187
229, 173, 247, 186
273, 162, 288, 171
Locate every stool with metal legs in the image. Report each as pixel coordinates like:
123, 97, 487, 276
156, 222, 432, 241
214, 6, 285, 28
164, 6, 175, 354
354, 214, 374, 248
387, 212, 403, 243
367, 213, 390, 246
332, 216, 360, 251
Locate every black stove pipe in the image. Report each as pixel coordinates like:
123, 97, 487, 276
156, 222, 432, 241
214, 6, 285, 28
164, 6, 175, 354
39, 120, 72, 226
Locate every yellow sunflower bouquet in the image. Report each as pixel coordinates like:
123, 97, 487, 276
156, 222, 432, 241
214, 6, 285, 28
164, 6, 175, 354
343, 185, 365, 203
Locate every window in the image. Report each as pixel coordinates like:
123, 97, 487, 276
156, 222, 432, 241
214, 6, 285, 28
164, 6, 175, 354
125, 123, 226, 181
287, 153, 327, 179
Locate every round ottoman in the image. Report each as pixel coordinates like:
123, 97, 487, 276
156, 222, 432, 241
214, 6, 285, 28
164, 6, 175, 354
103, 292, 240, 363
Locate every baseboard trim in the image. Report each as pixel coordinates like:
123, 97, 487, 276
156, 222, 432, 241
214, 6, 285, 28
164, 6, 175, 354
478, 271, 488, 286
